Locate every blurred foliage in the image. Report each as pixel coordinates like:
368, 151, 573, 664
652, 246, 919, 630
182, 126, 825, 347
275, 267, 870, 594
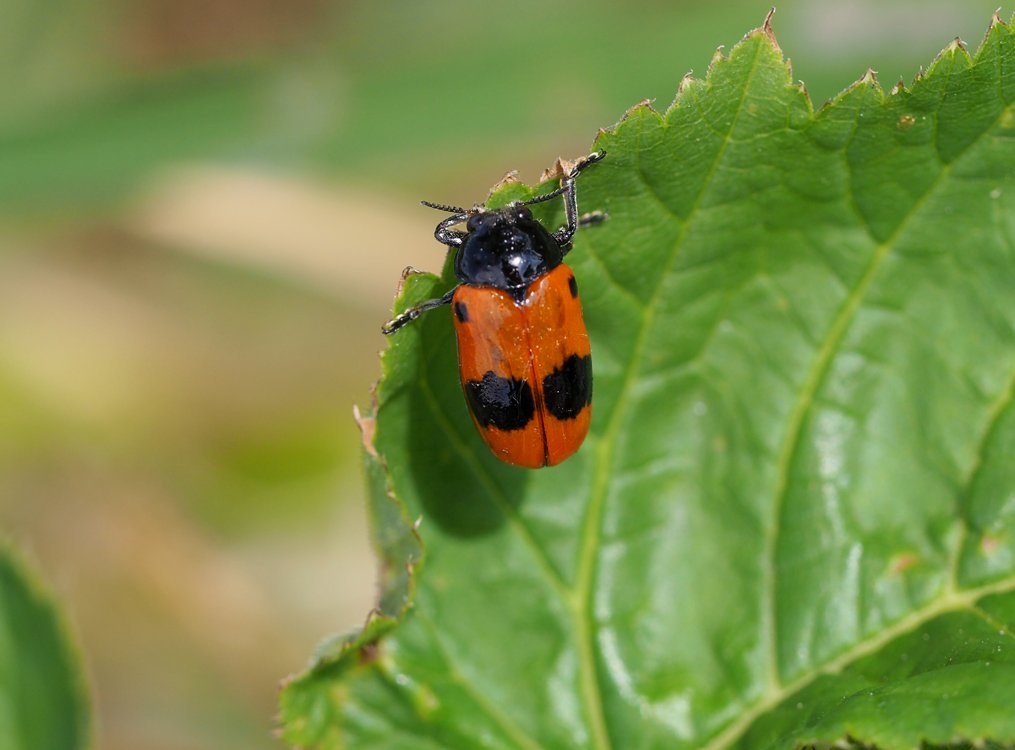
0, 0, 1010, 222
0, 544, 89, 750
0, 2, 1011, 750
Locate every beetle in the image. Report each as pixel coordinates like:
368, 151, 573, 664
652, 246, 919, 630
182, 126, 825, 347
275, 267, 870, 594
382, 151, 606, 468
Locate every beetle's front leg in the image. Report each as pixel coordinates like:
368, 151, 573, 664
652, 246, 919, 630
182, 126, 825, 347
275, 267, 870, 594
382, 286, 458, 334
553, 151, 606, 249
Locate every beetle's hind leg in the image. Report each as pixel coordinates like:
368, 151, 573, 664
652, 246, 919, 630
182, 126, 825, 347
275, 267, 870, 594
382, 286, 457, 334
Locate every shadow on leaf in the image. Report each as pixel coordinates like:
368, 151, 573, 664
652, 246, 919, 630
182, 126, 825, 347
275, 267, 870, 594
402, 301, 532, 537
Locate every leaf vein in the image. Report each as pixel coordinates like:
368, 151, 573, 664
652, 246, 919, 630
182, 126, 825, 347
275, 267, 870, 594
416, 368, 571, 598
947, 358, 1015, 592
416, 610, 545, 750
761, 84, 1015, 750
570, 37, 768, 750
703, 575, 1015, 750
581, 234, 647, 312
967, 603, 1015, 642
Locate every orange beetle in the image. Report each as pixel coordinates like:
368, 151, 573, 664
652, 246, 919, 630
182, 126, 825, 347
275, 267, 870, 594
383, 151, 605, 468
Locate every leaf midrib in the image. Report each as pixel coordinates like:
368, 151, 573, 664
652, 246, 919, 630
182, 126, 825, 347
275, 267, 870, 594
570, 38, 1015, 750
571, 37, 768, 750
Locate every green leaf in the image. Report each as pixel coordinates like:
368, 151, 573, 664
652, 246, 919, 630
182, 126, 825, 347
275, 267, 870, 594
282, 12, 1015, 750
0, 543, 89, 750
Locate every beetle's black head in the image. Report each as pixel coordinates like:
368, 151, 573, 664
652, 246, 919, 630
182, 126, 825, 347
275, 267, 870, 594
453, 204, 562, 295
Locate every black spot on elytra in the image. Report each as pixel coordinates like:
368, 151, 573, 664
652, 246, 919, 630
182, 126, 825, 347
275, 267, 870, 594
465, 371, 535, 431
454, 301, 469, 322
568, 274, 578, 298
542, 354, 592, 420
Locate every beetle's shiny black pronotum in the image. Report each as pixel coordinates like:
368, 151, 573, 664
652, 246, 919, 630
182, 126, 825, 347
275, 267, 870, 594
383, 151, 606, 467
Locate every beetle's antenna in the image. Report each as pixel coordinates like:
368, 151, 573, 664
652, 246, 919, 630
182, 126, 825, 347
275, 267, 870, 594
421, 200, 468, 214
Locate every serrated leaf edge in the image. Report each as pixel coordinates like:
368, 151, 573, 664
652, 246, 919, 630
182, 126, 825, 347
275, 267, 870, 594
294, 10, 1015, 749
498, 11, 1015, 749
277, 391, 425, 748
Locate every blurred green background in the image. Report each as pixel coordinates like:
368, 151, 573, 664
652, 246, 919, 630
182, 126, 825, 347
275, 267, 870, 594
0, 1, 1006, 748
